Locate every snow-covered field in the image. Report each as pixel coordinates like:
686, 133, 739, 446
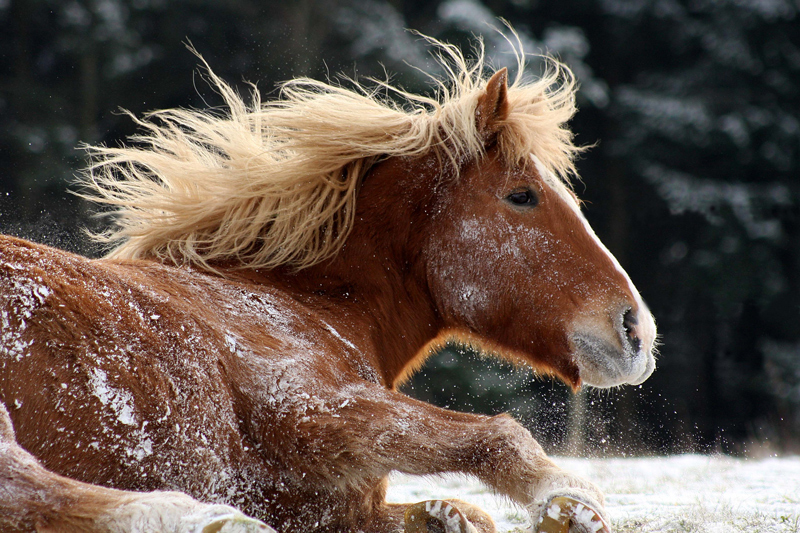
387, 455, 800, 532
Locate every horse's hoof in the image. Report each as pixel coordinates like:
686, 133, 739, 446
404, 500, 479, 533
534, 496, 610, 533
199, 511, 274, 533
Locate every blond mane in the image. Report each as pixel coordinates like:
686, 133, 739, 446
82, 34, 581, 271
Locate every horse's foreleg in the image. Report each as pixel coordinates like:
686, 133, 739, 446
324, 388, 608, 532
0, 403, 272, 533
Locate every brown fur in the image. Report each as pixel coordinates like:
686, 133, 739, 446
0, 70, 646, 532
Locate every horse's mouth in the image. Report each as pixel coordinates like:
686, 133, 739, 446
570, 333, 656, 388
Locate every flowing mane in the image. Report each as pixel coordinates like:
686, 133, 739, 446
82, 37, 581, 271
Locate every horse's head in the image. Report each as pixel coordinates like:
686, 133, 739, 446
416, 70, 656, 389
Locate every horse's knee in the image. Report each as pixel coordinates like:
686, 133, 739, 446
476, 415, 547, 474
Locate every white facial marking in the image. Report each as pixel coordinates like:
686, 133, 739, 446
532, 155, 656, 386
532, 155, 640, 299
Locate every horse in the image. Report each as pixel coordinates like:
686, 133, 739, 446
0, 37, 657, 533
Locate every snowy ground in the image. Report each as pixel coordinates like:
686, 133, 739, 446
387, 455, 800, 533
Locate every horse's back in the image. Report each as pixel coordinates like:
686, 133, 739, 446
0, 234, 95, 363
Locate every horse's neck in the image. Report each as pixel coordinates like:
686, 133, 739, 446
240, 155, 446, 387
256, 252, 440, 389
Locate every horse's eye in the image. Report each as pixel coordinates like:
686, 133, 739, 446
506, 188, 538, 207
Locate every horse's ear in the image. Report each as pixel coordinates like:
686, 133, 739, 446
475, 67, 509, 142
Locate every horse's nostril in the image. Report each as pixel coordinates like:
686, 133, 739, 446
622, 307, 638, 329
622, 308, 641, 352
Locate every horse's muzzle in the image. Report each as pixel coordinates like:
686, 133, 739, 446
570, 305, 657, 388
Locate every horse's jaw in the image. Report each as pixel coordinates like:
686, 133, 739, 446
569, 306, 657, 389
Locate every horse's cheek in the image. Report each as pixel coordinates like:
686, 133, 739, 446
424, 216, 518, 330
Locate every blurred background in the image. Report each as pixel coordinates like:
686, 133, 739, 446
1, 0, 798, 456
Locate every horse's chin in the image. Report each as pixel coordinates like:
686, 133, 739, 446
570, 333, 656, 389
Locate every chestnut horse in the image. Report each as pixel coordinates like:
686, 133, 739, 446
0, 39, 656, 533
